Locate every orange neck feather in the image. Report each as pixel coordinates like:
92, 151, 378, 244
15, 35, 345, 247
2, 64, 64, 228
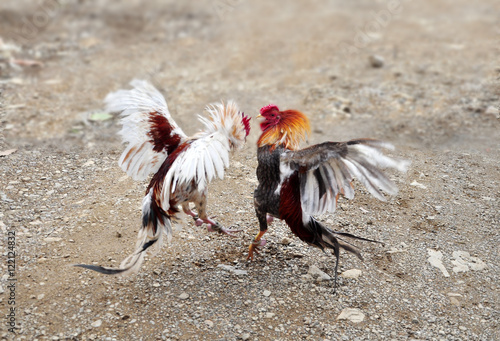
257, 110, 311, 150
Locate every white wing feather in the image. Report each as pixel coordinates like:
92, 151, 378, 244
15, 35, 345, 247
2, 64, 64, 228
157, 99, 247, 211
160, 133, 232, 206
285, 141, 409, 216
105, 79, 187, 181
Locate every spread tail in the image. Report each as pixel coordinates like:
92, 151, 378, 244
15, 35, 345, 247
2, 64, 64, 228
310, 217, 382, 291
74, 190, 172, 276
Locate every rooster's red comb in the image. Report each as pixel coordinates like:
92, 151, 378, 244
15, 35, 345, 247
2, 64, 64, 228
241, 112, 251, 137
260, 104, 279, 115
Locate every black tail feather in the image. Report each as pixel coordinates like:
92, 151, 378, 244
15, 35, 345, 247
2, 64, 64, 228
333, 231, 384, 246
309, 217, 382, 292
73, 263, 133, 275
73, 238, 159, 276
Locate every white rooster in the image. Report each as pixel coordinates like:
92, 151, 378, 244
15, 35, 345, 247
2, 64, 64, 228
75, 80, 251, 275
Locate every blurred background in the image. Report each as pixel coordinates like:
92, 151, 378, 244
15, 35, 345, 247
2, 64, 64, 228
0, 0, 498, 153
0, 1, 499, 340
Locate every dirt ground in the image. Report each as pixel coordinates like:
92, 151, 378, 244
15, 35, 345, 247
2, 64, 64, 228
0, 0, 499, 340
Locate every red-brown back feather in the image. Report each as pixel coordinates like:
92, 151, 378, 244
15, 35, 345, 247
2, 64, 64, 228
279, 172, 314, 242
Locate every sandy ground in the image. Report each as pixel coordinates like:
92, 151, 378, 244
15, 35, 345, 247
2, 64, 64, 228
0, 0, 499, 340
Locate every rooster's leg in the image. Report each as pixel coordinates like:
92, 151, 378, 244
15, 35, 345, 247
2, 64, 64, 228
194, 199, 241, 236
182, 203, 203, 226
247, 208, 268, 260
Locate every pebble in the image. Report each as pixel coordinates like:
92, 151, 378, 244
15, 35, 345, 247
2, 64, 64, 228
336, 308, 365, 323
91, 320, 102, 328
205, 320, 214, 328
265, 312, 275, 319
369, 55, 384, 68
43, 237, 62, 243
37, 294, 45, 300
280, 237, 292, 245
241, 333, 250, 340
341, 269, 362, 279
484, 105, 498, 116
427, 249, 450, 277
308, 265, 331, 281
449, 297, 460, 306
217, 264, 248, 276
410, 180, 427, 189
263, 290, 271, 297
179, 293, 189, 300
452, 251, 487, 272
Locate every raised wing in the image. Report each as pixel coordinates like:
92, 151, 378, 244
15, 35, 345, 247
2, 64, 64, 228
281, 139, 409, 216
105, 80, 187, 181
159, 100, 248, 206
163, 132, 230, 202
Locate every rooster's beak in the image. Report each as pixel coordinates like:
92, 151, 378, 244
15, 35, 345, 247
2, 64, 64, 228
256, 114, 262, 118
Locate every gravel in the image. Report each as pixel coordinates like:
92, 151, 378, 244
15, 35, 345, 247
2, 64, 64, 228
0, 0, 499, 340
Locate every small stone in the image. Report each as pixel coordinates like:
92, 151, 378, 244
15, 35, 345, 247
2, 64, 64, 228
410, 181, 427, 189
232, 161, 244, 168
452, 251, 487, 273
179, 293, 189, 300
263, 290, 271, 297
281, 237, 292, 245
308, 265, 331, 281
217, 264, 248, 276
301, 274, 314, 282
91, 319, 102, 328
337, 308, 365, 323
44, 237, 62, 243
0, 149, 17, 157
82, 160, 95, 167
427, 249, 450, 277
484, 105, 499, 116
205, 320, 214, 328
37, 294, 45, 300
341, 269, 362, 279
152, 283, 160, 287
265, 312, 275, 319
241, 333, 251, 340
369, 55, 384, 68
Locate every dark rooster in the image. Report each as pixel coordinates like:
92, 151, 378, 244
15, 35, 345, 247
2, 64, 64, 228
249, 104, 408, 287
75, 80, 250, 275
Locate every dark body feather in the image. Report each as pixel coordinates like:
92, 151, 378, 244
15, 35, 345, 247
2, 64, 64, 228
254, 144, 380, 288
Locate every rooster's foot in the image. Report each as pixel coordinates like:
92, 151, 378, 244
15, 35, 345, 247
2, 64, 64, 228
207, 222, 242, 237
247, 239, 267, 261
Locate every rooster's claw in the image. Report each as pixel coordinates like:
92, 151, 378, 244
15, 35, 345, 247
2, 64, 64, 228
207, 223, 242, 237
247, 239, 267, 261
